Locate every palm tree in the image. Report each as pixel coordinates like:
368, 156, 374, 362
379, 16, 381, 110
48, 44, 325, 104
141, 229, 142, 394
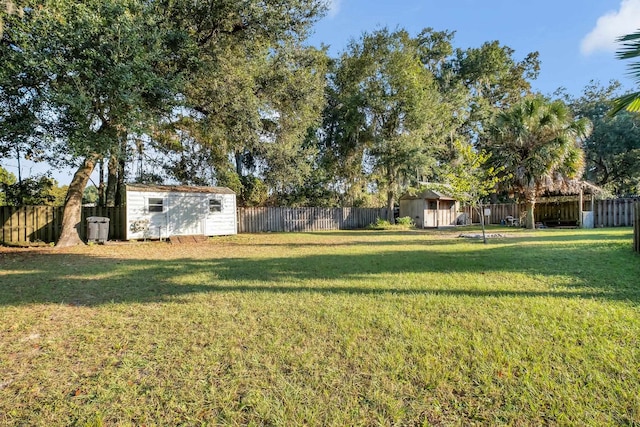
485, 96, 591, 228
611, 30, 640, 115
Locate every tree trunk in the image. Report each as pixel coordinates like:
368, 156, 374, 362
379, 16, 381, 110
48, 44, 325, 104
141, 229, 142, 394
479, 202, 487, 244
56, 154, 100, 247
115, 155, 125, 206
105, 154, 118, 207
235, 151, 244, 177
386, 190, 395, 223
525, 197, 536, 229
98, 158, 105, 207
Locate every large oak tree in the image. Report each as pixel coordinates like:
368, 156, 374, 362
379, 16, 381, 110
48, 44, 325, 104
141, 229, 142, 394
322, 28, 448, 220
1, 0, 327, 245
2, 0, 183, 246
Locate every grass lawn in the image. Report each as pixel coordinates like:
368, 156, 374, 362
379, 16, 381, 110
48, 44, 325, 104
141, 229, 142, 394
0, 227, 639, 426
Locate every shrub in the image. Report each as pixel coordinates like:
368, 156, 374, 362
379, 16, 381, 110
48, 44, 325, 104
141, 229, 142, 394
368, 217, 414, 230
396, 216, 414, 226
368, 218, 392, 229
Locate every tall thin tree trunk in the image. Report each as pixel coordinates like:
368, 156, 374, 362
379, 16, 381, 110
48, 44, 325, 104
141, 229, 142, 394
386, 169, 396, 224
98, 158, 105, 207
105, 154, 118, 207
56, 154, 100, 247
479, 202, 487, 244
15, 146, 22, 205
15, 146, 21, 183
115, 155, 125, 206
386, 190, 395, 223
235, 151, 244, 177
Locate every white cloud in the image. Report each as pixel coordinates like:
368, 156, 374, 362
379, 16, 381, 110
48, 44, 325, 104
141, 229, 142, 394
581, 0, 640, 55
326, 0, 341, 18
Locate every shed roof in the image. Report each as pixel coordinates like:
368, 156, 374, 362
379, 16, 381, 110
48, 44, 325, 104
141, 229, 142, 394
540, 179, 607, 197
400, 188, 456, 201
126, 184, 235, 195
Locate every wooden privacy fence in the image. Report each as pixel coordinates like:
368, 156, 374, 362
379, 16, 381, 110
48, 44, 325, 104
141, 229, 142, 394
4, 200, 635, 243
469, 198, 638, 228
594, 198, 637, 228
0, 206, 127, 244
1, 205, 386, 243
237, 207, 387, 233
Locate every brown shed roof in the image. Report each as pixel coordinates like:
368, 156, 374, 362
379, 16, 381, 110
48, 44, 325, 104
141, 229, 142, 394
400, 189, 456, 201
126, 184, 235, 195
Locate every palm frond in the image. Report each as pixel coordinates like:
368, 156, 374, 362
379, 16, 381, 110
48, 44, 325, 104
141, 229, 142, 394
610, 91, 640, 115
611, 30, 640, 116
626, 97, 640, 112
616, 30, 640, 60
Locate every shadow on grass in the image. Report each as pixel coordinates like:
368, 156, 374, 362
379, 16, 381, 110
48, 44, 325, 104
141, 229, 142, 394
235, 238, 463, 248
1, 236, 638, 307
237, 228, 633, 247
510, 229, 634, 243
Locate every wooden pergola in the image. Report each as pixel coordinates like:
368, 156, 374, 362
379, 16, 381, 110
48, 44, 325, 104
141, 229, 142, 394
539, 180, 606, 228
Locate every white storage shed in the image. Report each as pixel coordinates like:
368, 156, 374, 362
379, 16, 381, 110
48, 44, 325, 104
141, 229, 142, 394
125, 184, 237, 240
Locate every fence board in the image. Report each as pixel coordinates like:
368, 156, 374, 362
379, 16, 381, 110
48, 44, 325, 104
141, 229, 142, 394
1, 206, 126, 244
5, 200, 636, 244
466, 198, 638, 227
235, 207, 386, 233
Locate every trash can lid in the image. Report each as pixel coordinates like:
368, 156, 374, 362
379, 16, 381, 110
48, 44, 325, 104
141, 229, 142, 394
87, 216, 110, 222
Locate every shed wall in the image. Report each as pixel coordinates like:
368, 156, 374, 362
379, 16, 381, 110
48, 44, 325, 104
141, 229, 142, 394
399, 199, 426, 228
437, 200, 458, 226
126, 190, 237, 240
401, 198, 459, 228
126, 190, 170, 240
204, 194, 237, 236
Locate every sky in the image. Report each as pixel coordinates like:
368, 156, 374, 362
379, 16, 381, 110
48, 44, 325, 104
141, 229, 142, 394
3, 0, 640, 185
308, 0, 640, 95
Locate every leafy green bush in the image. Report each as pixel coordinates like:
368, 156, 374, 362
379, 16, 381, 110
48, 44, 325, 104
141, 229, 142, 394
368, 218, 392, 229
396, 216, 414, 226
368, 217, 414, 230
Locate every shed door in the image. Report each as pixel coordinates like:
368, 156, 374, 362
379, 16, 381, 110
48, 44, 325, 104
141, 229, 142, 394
204, 196, 223, 235
146, 196, 168, 239
168, 194, 205, 236
439, 200, 454, 226
425, 201, 438, 227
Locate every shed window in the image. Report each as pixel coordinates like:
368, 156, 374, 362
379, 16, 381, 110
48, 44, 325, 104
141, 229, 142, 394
148, 198, 164, 213
209, 198, 223, 213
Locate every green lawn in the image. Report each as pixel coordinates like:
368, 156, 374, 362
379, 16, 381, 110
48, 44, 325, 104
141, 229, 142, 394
1, 228, 639, 426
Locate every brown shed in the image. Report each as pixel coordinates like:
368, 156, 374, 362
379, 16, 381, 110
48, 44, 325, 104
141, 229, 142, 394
399, 189, 460, 228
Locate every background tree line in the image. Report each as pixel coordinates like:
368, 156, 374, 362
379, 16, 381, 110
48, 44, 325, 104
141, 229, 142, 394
1, 1, 639, 244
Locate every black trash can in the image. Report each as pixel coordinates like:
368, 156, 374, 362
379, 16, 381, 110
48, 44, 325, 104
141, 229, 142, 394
87, 216, 110, 243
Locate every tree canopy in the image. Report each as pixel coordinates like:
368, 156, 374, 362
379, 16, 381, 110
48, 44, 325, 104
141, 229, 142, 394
1, 0, 188, 245
564, 81, 640, 196
323, 28, 450, 221
8, 1, 616, 238
1, 0, 328, 245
